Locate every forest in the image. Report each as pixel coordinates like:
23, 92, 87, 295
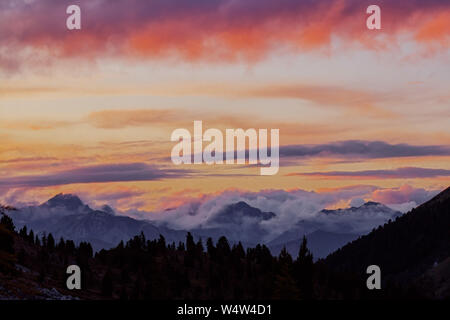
1, 186, 450, 300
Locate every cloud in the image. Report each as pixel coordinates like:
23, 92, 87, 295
76, 188, 148, 211
280, 140, 450, 160
0, 163, 191, 188
370, 185, 439, 205
1, 0, 449, 70
152, 186, 364, 233
86, 190, 146, 202
386, 201, 418, 213
290, 167, 450, 179
83, 111, 450, 161
0, 119, 76, 131
84, 108, 347, 140
150, 188, 341, 234
239, 84, 394, 117
0, 156, 58, 164
86, 109, 180, 129
147, 184, 440, 240
415, 11, 450, 44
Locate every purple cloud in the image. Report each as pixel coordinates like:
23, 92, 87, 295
280, 141, 450, 160
1, 0, 449, 71
0, 163, 191, 188
294, 167, 450, 179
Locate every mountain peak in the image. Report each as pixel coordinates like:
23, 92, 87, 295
228, 201, 252, 211
42, 193, 84, 211
362, 201, 382, 207
214, 201, 276, 223
101, 205, 115, 215
320, 201, 398, 216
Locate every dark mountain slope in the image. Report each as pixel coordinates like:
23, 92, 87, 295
269, 230, 359, 260
325, 187, 450, 281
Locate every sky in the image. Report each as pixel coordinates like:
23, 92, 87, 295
0, 0, 449, 217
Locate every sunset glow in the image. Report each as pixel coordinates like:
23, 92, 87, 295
1, 0, 449, 214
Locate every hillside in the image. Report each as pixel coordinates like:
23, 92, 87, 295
325, 187, 450, 291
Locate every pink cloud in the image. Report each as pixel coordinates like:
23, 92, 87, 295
370, 185, 439, 205
1, 0, 449, 70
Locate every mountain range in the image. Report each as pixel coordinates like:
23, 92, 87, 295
2, 186, 450, 299
10, 193, 402, 259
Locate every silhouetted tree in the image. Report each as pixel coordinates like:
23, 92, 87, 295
186, 232, 196, 253
0, 214, 15, 232
295, 236, 314, 299
216, 236, 231, 257
206, 238, 216, 259
47, 233, 55, 250
0, 225, 14, 254
35, 235, 41, 246
28, 229, 35, 243
19, 226, 27, 238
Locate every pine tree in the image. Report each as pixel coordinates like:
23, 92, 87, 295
216, 236, 231, 256
35, 235, 41, 246
186, 232, 196, 253
206, 238, 216, 259
196, 238, 204, 255
19, 225, 27, 238
279, 247, 293, 265
0, 225, 14, 254
28, 229, 35, 243
47, 233, 55, 250
0, 214, 15, 232
57, 237, 66, 251
295, 236, 314, 299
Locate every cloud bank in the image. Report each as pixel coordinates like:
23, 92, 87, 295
280, 141, 450, 160
1, 0, 449, 71
293, 167, 450, 179
148, 184, 440, 240
0, 163, 190, 188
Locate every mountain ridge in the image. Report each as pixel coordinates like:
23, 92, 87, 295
325, 185, 450, 285
9, 193, 405, 258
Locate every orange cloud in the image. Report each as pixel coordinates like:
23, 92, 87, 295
238, 84, 395, 118
1, 0, 449, 70
86, 109, 180, 129
288, 167, 450, 179
0, 119, 75, 131
415, 11, 450, 45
